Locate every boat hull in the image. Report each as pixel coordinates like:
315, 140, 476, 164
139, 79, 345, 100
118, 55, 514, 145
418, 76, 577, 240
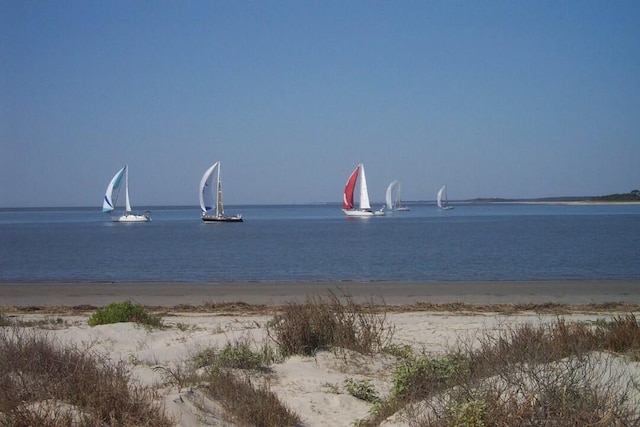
113, 211, 151, 222
202, 215, 243, 223
342, 209, 375, 217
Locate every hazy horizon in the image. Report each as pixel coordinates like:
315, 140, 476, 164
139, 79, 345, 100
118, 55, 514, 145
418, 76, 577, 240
2, 1, 639, 208
3, 192, 635, 210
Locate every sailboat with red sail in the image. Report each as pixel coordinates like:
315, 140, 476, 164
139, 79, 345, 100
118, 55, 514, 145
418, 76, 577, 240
342, 163, 384, 217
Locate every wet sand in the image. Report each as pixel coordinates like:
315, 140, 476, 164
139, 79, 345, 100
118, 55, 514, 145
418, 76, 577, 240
1, 280, 639, 307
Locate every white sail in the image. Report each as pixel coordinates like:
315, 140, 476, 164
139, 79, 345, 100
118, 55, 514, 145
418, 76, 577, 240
102, 166, 126, 213
358, 164, 371, 210
386, 180, 399, 210
437, 185, 445, 209
102, 165, 150, 222
437, 185, 453, 210
199, 162, 219, 214
342, 163, 384, 216
124, 166, 132, 213
199, 161, 243, 222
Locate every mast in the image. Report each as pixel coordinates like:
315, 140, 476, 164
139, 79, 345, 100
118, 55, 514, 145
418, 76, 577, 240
124, 165, 132, 214
216, 162, 224, 217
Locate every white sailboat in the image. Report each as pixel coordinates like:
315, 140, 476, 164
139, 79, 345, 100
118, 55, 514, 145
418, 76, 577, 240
102, 165, 151, 222
342, 163, 384, 216
437, 185, 454, 210
385, 180, 410, 212
199, 161, 243, 223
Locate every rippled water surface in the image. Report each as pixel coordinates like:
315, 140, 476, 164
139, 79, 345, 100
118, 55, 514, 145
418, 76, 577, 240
1, 203, 639, 282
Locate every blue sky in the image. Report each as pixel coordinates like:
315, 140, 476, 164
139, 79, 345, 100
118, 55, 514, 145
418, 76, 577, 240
2, 1, 639, 207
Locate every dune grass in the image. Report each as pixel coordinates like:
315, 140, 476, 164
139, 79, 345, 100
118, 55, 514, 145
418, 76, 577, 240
267, 290, 394, 357
0, 326, 172, 426
359, 314, 640, 426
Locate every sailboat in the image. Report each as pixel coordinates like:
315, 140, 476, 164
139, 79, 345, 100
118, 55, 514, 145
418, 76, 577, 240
199, 161, 243, 223
342, 163, 384, 216
437, 185, 454, 210
102, 165, 151, 222
385, 180, 410, 212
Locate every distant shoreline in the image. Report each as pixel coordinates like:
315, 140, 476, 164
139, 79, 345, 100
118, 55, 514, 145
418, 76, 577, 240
2, 200, 640, 210
2, 280, 640, 307
481, 200, 640, 206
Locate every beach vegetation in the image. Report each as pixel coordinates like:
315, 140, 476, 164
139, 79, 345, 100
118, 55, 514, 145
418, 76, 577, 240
0, 312, 9, 326
383, 343, 414, 359
0, 314, 69, 329
199, 369, 301, 426
192, 338, 277, 371
391, 353, 470, 401
152, 336, 296, 425
359, 315, 640, 426
175, 321, 190, 331
267, 290, 394, 357
0, 326, 172, 426
344, 378, 381, 404
87, 300, 163, 328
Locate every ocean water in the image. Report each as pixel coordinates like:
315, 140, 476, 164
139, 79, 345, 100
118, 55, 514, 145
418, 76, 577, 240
1, 203, 639, 283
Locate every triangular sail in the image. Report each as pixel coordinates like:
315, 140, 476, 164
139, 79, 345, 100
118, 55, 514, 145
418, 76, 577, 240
436, 185, 447, 208
342, 165, 359, 210
199, 162, 219, 214
358, 164, 371, 210
386, 180, 399, 210
103, 166, 126, 213
437, 185, 445, 208
124, 165, 132, 213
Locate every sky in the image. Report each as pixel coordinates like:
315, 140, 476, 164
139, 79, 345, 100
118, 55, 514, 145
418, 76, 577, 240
1, 1, 639, 207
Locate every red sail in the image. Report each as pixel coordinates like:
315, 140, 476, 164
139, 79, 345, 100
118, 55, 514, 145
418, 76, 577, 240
342, 165, 359, 209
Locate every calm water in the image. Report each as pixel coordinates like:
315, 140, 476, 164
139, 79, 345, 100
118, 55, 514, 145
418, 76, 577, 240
1, 203, 639, 283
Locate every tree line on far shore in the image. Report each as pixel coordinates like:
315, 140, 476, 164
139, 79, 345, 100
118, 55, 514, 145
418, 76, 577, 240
590, 190, 640, 202
466, 189, 640, 203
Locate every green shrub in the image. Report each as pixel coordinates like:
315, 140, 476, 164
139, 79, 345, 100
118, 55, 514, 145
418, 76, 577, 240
391, 353, 470, 400
344, 378, 380, 404
384, 343, 414, 359
88, 301, 162, 328
193, 339, 277, 371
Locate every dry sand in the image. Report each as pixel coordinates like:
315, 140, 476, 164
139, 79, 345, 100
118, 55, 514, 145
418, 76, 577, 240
2, 280, 640, 426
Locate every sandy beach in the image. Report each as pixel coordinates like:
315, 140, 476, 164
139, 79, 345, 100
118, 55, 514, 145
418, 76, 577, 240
2, 279, 640, 308
3, 280, 640, 426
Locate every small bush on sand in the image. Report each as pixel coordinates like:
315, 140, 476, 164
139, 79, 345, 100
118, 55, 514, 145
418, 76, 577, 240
88, 300, 162, 328
0, 326, 172, 426
268, 290, 394, 357
200, 369, 300, 426
344, 378, 381, 404
391, 353, 470, 401
193, 338, 277, 371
